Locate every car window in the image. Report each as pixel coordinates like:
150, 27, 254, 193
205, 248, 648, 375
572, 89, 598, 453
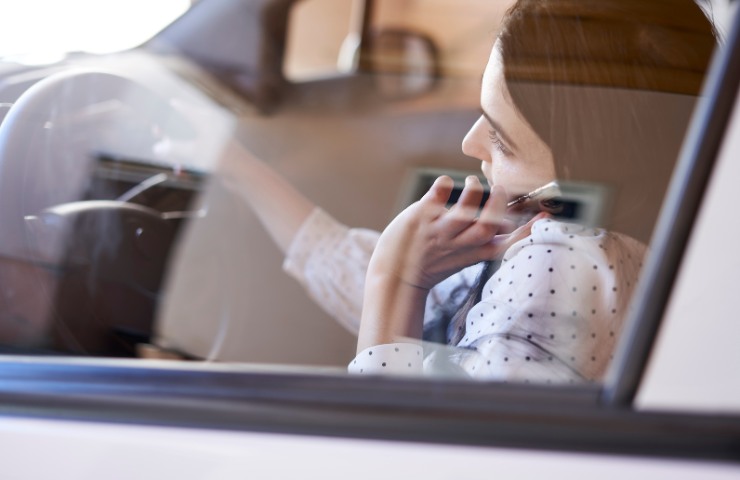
0, 0, 730, 389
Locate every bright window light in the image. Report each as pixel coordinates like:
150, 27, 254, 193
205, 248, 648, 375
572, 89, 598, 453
0, 0, 190, 62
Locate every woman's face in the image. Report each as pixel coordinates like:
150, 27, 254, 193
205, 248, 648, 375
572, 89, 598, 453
462, 40, 556, 199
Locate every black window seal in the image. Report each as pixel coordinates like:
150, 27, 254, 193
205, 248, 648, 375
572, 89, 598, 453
0, 357, 739, 462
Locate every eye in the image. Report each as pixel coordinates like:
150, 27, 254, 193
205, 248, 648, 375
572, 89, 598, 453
488, 129, 512, 156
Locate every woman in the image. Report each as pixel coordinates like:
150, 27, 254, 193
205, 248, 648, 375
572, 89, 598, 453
222, 0, 716, 382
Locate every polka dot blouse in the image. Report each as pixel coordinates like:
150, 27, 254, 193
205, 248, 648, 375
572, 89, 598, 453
285, 208, 645, 383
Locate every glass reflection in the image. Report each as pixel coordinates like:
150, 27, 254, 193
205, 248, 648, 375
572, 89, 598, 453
0, 0, 723, 385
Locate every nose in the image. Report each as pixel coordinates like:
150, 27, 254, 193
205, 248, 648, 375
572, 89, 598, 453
462, 116, 490, 162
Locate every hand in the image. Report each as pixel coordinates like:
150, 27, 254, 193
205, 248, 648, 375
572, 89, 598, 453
357, 175, 546, 351
368, 175, 544, 291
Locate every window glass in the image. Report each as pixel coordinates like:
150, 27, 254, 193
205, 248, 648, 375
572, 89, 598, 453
0, 0, 727, 386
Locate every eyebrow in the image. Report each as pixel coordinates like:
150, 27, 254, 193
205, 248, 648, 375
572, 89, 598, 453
480, 108, 519, 152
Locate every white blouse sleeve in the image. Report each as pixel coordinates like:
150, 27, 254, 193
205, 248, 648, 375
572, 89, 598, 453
348, 343, 424, 376
283, 208, 483, 338
283, 208, 378, 335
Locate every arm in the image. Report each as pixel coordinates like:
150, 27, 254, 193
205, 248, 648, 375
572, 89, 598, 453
217, 139, 315, 254
216, 139, 377, 334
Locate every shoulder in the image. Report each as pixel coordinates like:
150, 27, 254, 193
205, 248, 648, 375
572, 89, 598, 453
484, 218, 646, 319
464, 220, 646, 382
503, 219, 646, 266
285, 207, 380, 271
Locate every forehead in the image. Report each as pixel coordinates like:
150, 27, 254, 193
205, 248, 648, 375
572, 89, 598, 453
481, 41, 508, 105
480, 40, 518, 119
480, 40, 532, 136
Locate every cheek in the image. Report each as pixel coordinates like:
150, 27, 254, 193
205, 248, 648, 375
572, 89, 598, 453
488, 157, 546, 194
488, 154, 517, 182
480, 162, 492, 182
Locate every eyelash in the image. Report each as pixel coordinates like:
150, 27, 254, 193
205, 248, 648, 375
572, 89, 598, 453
488, 129, 511, 156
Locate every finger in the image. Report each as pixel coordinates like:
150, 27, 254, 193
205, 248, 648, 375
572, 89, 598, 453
452, 176, 485, 217
479, 184, 508, 227
451, 184, 508, 246
438, 176, 486, 237
420, 175, 455, 206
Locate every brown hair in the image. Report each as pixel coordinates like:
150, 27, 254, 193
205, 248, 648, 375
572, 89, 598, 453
432, 0, 717, 346
499, 0, 716, 242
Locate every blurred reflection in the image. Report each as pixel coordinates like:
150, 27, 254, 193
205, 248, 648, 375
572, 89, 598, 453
0, 0, 721, 385
0, 65, 231, 356
219, 0, 717, 383
350, 0, 717, 382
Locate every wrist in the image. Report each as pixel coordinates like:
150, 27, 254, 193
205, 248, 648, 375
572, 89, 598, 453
358, 271, 429, 353
365, 269, 431, 301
